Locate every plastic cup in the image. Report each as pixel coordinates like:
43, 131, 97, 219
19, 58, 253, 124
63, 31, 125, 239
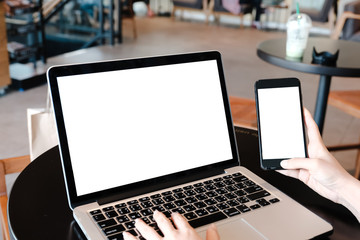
286, 13, 312, 59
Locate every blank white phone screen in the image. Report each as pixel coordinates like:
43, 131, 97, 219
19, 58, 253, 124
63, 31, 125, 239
258, 86, 306, 160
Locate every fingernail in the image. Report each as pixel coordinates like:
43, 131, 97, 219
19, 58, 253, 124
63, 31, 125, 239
280, 160, 287, 168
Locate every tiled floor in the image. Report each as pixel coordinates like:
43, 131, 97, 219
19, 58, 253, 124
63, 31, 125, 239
1, 16, 360, 210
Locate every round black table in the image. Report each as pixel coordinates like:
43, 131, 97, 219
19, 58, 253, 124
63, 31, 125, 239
257, 37, 360, 134
8, 127, 360, 239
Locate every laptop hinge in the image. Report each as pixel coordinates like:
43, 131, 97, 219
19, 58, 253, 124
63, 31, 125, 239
97, 168, 225, 206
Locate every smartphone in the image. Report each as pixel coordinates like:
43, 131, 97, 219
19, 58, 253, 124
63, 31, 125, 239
254, 78, 308, 170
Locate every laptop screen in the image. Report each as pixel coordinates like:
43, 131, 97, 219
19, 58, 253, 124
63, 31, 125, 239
48, 51, 239, 206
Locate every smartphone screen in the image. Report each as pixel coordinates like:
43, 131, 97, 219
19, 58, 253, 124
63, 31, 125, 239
255, 78, 307, 170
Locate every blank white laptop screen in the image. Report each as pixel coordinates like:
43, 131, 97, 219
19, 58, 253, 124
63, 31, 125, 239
57, 60, 233, 196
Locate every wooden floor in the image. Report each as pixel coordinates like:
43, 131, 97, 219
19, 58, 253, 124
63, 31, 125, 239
1, 16, 360, 172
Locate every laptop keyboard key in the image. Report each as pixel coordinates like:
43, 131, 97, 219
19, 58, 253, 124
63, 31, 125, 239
174, 192, 186, 199
90, 209, 101, 215
235, 190, 246, 196
139, 197, 150, 202
103, 224, 126, 236
163, 195, 176, 202
188, 212, 227, 228
244, 185, 263, 194
257, 199, 270, 206
127, 229, 138, 236
118, 207, 130, 215
117, 215, 130, 223
194, 202, 207, 209
127, 200, 138, 205
236, 204, 251, 213
184, 212, 197, 220
164, 203, 176, 210
141, 209, 153, 216
185, 196, 197, 203
204, 180, 214, 185
204, 184, 216, 191
124, 221, 136, 229
224, 208, 241, 217
172, 208, 185, 214
129, 204, 142, 212
93, 214, 106, 222
204, 199, 217, 205
150, 194, 161, 199
233, 176, 248, 182
247, 190, 270, 201
227, 200, 239, 207
194, 187, 206, 193
128, 212, 142, 220
152, 198, 165, 205
225, 185, 237, 192
237, 197, 249, 203
141, 201, 154, 208
107, 233, 124, 240
214, 196, 227, 202
250, 204, 261, 210
152, 205, 166, 212
183, 204, 196, 212
216, 203, 230, 210
162, 191, 173, 196
115, 203, 126, 208
206, 206, 219, 213
103, 206, 114, 212
173, 188, 183, 193
106, 210, 119, 218
195, 209, 208, 217
98, 219, 117, 229
183, 185, 193, 190
174, 200, 187, 207
185, 190, 197, 196
269, 198, 280, 203
195, 194, 208, 201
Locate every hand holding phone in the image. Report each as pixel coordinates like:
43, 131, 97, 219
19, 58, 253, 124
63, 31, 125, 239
255, 78, 308, 170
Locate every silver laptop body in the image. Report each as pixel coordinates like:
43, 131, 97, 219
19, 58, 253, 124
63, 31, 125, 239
47, 51, 333, 240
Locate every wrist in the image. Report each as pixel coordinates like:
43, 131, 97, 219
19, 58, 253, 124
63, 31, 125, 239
337, 175, 360, 222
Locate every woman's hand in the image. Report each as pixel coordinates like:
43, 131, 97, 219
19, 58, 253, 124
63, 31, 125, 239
278, 108, 351, 203
123, 210, 220, 240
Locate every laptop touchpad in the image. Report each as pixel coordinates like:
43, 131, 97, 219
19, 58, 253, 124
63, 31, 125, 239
198, 218, 267, 240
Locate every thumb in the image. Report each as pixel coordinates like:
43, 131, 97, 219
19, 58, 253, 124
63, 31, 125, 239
206, 224, 220, 240
281, 157, 318, 171
303, 108, 324, 148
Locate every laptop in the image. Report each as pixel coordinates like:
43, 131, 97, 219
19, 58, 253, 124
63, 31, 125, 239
47, 51, 333, 240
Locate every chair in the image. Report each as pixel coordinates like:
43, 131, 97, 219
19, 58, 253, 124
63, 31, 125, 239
209, 0, 253, 27
291, 0, 334, 22
94, 0, 137, 39
172, 0, 211, 23
228, 96, 257, 129
0, 155, 31, 240
331, 1, 360, 41
327, 91, 360, 179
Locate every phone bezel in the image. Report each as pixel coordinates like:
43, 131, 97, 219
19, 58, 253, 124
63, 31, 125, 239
254, 78, 308, 170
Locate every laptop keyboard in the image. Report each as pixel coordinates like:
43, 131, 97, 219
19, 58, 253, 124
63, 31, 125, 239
89, 172, 280, 240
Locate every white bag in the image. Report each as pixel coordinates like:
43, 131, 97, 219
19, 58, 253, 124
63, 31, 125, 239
27, 92, 58, 161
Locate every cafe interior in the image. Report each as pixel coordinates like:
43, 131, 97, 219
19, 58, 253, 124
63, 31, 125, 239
1, 0, 360, 239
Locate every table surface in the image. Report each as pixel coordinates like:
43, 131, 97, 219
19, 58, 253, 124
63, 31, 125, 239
257, 37, 360, 77
8, 127, 360, 240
